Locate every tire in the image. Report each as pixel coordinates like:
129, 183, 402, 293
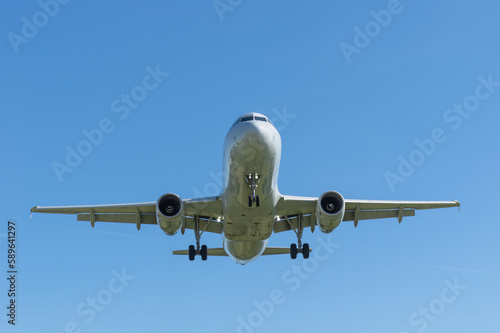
201, 245, 208, 261
188, 245, 195, 261
290, 243, 297, 259
249, 195, 253, 207
256, 195, 260, 207
302, 243, 310, 259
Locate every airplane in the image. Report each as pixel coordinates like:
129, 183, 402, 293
31, 112, 460, 264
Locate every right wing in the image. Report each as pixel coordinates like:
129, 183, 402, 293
31, 196, 224, 234
274, 195, 460, 233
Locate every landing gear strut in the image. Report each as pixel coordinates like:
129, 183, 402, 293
188, 216, 209, 261
286, 214, 310, 259
246, 173, 260, 207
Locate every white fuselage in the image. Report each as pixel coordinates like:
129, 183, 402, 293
221, 116, 282, 264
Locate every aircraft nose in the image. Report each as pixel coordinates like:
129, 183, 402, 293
239, 121, 274, 143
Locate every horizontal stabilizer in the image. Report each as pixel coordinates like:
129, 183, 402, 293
172, 247, 311, 257
172, 248, 228, 256
262, 247, 311, 255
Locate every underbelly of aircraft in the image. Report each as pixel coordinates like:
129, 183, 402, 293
223, 238, 268, 265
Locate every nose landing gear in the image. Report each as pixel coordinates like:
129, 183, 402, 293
246, 173, 260, 207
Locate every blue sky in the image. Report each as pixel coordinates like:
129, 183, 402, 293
1, 0, 499, 332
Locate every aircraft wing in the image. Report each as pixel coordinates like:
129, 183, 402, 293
30, 196, 224, 234
274, 195, 460, 232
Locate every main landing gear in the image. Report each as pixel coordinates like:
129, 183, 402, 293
246, 173, 260, 207
286, 214, 310, 259
188, 216, 209, 261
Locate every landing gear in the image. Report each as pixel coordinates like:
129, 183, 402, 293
248, 194, 260, 208
188, 216, 211, 261
289, 242, 309, 259
246, 173, 260, 207
302, 243, 310, 259
290, 243, 298, 259
201, 245, 208, 261
188, 245, 195, 261
286, 214, 310, 259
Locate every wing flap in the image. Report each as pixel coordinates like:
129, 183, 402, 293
77, 213, 157, 224
343, 209, 415, 221
273, 209, 416, 233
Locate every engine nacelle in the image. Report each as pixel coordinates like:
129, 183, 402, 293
156, 193, 184, 235
316, 191, 345, 233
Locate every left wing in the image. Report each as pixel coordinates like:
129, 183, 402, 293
274, 195, 460, 233
31, 196, 224, 234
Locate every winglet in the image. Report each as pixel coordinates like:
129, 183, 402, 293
30, 206, 37, 218
455, 200, 461, 213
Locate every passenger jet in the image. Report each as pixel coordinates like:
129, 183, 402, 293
31, 113, 460, 264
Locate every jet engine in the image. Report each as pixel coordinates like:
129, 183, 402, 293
316, 191, 345, 233
156, 193, 184, 235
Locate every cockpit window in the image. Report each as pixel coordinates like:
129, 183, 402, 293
231, 115, 274, 129
240, 116, 254, 122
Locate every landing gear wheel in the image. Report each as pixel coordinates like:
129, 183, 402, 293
302, 243, 310, 259
247, 173, 260, 208
201, 245, 208, 261
290, 243, 298, 259
188, 245, 195, 261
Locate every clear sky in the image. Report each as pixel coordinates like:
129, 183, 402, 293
1, 1, 499, 332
